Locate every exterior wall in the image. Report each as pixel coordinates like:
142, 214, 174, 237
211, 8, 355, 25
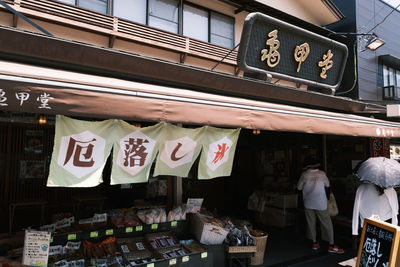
356, 0, 400, 101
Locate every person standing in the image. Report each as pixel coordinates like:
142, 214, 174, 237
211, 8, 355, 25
297, 157, 344, 253
352, 183, 398, 236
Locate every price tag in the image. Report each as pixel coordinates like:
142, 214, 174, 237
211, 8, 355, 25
106, 229, 113, 236
169, 258, 177, 265
50, 237, 53, 243
146, 264, 154, 267
126, 227, 133, 233
136, 225, 143, 231
90, 231, 98, 238
182, 256, 189, 262
201, 252, 208, 258
171, 221, 178, 227
151, 224, 158, 230
67, 234, 77, 240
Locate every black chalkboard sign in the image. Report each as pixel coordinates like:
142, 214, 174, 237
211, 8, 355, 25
356, 218, 400, 267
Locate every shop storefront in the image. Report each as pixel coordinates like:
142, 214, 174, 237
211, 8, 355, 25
1, 18, 400, 267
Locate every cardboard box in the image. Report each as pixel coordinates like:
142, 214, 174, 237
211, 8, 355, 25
255, 206, 296, 228
190, 213, 229, 245
264, 193, 298, 209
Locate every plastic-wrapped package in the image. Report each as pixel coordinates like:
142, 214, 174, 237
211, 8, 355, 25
160, 209, 167, 223
137, 210, 145, 223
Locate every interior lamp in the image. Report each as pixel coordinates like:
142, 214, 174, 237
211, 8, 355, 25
38, 114, 47, 124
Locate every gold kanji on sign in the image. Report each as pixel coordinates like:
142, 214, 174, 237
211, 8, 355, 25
294, 43, 310, 72
260, 29, 280, 68
318, 49, 334, 79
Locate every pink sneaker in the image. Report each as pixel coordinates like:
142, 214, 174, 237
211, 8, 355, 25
328, 245, 344, 254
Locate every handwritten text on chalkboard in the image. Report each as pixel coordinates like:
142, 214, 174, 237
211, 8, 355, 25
361, 224, 393, 267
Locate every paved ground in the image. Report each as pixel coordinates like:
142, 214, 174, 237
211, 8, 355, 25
257, 225, 358, 267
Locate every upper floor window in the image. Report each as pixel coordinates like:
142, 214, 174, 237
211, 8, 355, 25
183, 3, 234, 49
148, 0, 179, 34
113, 0, 146, 24
55, 0, 235, 49
56, 0, 108, 14
383, 64, 400, 87
382, 64, 400, 99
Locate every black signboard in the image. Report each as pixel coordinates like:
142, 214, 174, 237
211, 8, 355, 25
237, 12, 348, 94
356, 218, 400, 267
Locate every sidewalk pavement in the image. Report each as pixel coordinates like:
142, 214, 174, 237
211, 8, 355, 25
260, 225, 358, 267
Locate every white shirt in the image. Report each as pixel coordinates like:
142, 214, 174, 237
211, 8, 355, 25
297, 169, 330, 210
352, 183, 398, 235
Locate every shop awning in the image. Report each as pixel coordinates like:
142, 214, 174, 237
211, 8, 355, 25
0, 60, 398, 138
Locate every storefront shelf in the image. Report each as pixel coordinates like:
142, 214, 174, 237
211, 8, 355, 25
130, 252, 210, 267
50, 220, 188, 245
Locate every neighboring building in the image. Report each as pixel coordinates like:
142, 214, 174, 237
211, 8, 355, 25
329, 0, 400, 115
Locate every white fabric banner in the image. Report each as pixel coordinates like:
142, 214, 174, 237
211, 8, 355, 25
198, 127, 241, 179
47, 116, 115, 187
110, 121, 164, 184
153, 124, 205, 177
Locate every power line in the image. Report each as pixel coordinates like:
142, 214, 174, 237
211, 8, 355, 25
367, 2, 400, 33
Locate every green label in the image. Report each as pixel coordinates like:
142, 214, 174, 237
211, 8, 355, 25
126, 227, 133, 233
106, 229, 113, 236
67, 234, 76, 240
50, 237, 53, 243
182, 256, 189, 263
146, 264, 154, 267
151, 224, 158, 230
171, 221, 178, 227
90, 231, 98, 238
169, 258, 177, 265
136, 225, 143, 232
201, 252, 207, 258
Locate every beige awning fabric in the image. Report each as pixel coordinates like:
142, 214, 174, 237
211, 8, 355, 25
0, 60, 398, 138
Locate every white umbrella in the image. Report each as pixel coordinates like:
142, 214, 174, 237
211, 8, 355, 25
357, 157, 400, 188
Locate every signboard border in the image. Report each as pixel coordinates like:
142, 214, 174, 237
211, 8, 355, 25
356, 218, 400, 267
237, 12, 348, 94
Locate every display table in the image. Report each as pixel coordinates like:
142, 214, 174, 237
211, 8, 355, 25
226, 246, 256, 267
9, 199, 47, 234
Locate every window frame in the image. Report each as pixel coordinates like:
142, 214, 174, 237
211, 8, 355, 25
147, 0, 180, 34
183, 1, 235, 49
78, 0, 110, 14
382, 63, 400, 100
182, 2, 210, 42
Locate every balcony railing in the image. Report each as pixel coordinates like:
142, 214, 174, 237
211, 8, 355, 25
382, 85, 400, 100
1, 0, 238, 65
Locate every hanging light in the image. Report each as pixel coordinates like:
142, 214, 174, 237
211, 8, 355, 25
365, 35, 385, 51
252, 129, 261, 135
38, 114, 47, 124
330, 32, 385, 51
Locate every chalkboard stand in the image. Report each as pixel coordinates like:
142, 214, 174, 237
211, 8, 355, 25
356, 218, 400, 267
